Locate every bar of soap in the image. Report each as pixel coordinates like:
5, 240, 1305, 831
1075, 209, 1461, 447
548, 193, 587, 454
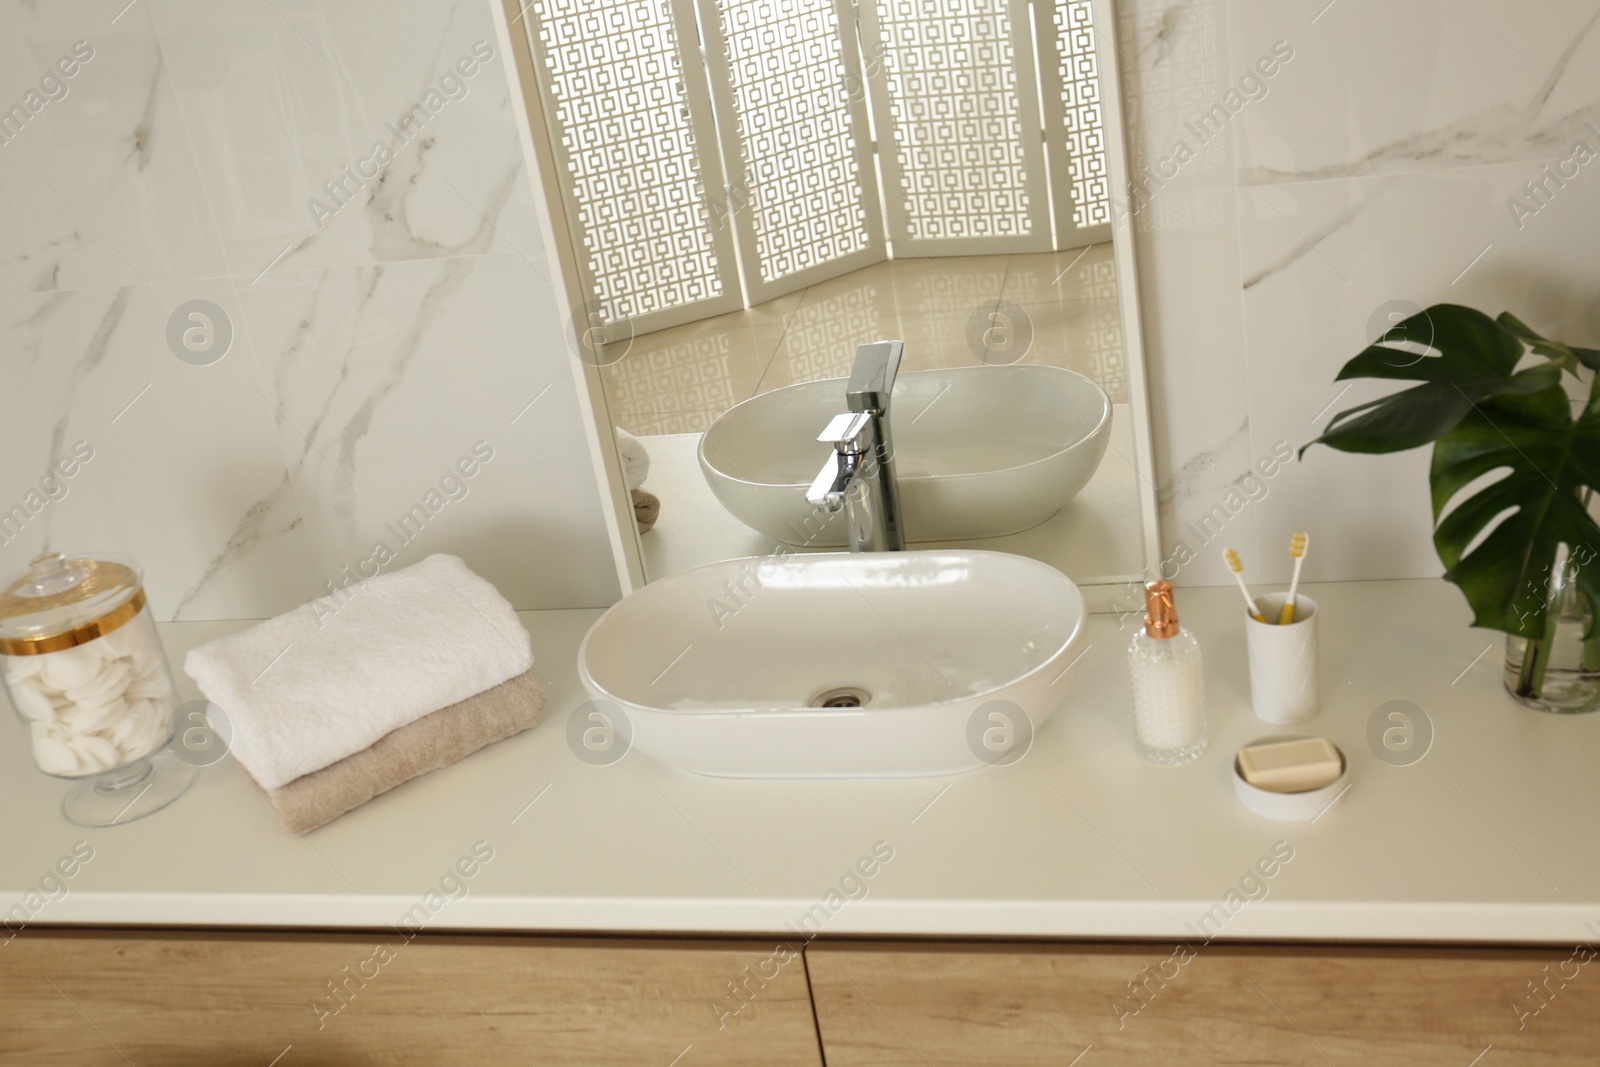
1237, 737, 1343, 794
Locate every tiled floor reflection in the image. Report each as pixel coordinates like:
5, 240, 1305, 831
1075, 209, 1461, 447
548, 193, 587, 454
602, 244, 1124, 436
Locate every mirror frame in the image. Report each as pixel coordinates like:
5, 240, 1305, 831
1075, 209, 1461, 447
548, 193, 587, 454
491, 0, 1160, 599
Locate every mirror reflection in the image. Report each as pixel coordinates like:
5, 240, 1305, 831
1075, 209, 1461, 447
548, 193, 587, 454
513, 0, 1150, 586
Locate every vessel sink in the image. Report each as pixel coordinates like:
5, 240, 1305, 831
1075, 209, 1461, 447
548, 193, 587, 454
576, 550, 1087, 778
698, 365, 1111, 546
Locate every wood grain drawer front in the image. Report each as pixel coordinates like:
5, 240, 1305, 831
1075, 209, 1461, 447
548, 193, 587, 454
807, 942, 1600, 1065
0, 932, 822, 1066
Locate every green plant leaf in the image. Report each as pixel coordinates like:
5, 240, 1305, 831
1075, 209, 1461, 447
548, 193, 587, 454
1305, 305, 1559, 455
1430, 387, 1600, 639
1303, 303, 1600, 638
1497, 311, 1600, 374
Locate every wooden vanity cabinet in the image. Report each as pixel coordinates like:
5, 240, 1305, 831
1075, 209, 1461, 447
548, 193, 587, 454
807, 940, 1600, 1065
8, 932, 1599, 1064
0, 930, 823, 1066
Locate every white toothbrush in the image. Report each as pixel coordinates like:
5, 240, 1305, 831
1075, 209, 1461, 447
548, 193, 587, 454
1279, 531, 1309, 624
1224, 548, 1268, 622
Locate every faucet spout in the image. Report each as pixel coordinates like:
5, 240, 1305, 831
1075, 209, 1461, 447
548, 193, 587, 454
846, 340, 903, 415
811, 343, 907, 552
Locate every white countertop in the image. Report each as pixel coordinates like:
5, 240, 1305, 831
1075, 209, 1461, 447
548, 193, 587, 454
3, 579, 1596, 944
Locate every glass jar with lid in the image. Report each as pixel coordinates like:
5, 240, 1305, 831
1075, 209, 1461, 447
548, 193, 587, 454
0, 552, 193, 825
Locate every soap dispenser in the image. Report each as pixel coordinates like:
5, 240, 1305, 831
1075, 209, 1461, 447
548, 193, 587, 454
1127, 580, 1206, 765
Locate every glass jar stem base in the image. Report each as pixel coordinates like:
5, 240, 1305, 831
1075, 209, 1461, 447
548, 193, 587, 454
62, 750, 194, 827
93, 759, 155, 795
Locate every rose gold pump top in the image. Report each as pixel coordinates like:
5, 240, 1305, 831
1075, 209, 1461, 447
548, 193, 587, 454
1143, 580, 1180, 640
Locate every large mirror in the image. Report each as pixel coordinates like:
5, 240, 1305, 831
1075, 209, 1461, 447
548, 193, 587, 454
496, 0, 1158, 599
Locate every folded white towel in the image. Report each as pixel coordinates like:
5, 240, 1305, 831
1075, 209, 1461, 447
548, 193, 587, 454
184, 554, 533, 790
616, 427, 650, 491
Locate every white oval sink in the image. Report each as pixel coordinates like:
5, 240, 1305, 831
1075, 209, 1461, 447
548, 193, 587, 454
698, 365, 1111, 546
577, 550, 1088, 778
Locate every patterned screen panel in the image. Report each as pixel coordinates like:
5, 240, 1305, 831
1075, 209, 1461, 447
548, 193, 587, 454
527, 0, 727, 321
872, 0, 1032, 242
1081, 252, 1125, 402
708, 0, 875, 286
1055, 0, 1110, 228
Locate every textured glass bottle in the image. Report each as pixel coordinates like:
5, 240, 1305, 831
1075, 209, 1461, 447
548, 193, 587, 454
1127, 580, 1207, 765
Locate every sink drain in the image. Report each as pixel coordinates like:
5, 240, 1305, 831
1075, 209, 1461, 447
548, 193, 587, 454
810, 686, 870, 709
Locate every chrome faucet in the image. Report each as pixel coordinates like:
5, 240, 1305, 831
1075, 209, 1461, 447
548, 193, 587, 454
806, 340, 906, 552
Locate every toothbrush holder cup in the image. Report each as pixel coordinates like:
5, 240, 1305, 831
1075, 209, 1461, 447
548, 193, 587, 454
1245, 593, 1319, 724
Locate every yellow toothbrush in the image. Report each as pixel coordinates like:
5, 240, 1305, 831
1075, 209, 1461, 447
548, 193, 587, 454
1279, 531, 1309, 624
1224, 548, 1268, 622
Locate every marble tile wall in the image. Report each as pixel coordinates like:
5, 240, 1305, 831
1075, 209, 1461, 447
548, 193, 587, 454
0, 0, 620, 618
1115, 0, 1600, 586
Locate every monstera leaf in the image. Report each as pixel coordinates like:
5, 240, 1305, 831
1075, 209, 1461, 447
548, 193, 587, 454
1307, 305, 1561, 455
1498, 311, 1600, 375
1307, 304, 1600, 640
1431, 388, 1600, 639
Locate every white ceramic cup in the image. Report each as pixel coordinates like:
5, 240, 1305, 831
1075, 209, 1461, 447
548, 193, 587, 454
1245, 593, 1319, 724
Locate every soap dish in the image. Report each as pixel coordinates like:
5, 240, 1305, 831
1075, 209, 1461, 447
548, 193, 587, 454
1231, 735, 1349, 822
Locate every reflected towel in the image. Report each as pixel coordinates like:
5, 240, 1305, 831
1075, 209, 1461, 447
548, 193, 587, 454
244, 669, 545, 834
632, 487, 660, 533
616, 427, 650, 490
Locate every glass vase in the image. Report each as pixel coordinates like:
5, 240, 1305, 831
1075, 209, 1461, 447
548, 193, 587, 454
1503, 551, 1600, 714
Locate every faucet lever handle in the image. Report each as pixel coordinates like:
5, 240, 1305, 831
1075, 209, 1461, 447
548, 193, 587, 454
805, 455, 847, 510
807, 412, 870, 510
816, 411, 872, 452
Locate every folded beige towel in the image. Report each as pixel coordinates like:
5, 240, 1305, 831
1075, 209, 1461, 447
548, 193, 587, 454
244, 669, 545, 834
632, 487, 660, 533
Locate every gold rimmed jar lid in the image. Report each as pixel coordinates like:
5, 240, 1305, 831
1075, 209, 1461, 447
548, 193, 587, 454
0, 553, 146, 656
